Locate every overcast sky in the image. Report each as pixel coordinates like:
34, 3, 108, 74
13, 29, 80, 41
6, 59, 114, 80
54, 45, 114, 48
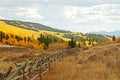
0, 0, 120, 32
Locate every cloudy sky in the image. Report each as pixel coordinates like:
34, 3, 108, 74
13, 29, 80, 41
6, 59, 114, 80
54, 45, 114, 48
0, 0, 120, 32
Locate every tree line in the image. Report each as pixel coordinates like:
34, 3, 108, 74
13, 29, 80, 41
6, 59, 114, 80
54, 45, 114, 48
0, 31, 65, 49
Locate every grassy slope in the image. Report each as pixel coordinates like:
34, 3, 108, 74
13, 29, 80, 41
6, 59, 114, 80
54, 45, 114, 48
1, 19, 70, 33
42, 43, 120, 80
0, 21, 41, 39
0, 20, 69, 40
0, 19, 111, 42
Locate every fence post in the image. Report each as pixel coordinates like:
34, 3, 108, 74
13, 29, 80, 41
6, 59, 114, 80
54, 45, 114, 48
39, 61, 42, 80
22, 68, 25, 80
49, 60, 50, 70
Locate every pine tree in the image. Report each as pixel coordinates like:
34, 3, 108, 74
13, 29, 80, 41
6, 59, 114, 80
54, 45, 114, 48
24, 37, 27, 42
0, 31, 2, 41
37, 34, 52, 49
112, 35, 115, 41
5, 34, 9, 40
68, 38, 76, 48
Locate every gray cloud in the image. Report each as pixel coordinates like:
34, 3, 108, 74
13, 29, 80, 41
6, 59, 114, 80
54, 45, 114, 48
0, 0, 120, 32
1, 0, 120, 7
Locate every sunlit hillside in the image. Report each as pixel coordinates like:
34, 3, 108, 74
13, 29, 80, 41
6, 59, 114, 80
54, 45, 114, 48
0, 20, 72, 41
0, 19, 112, 45
0, 21, 40, 39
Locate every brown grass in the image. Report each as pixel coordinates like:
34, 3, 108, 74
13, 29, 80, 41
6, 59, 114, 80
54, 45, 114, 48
0, 43, 120, 80
0, 45, 50, 70
42, 43, 120, 80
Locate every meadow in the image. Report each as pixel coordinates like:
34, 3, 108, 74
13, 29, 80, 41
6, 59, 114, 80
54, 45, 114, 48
0, 43, 120, 80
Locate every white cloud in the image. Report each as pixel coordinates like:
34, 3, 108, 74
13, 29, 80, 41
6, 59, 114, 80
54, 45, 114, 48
90, 26, 105, 31
16, 7, 44, 20
65, 25, 106, 32
0, 7, 44, 22
0, 0, 120, 32
64, 4, 120, 23
0, 16, 5, 19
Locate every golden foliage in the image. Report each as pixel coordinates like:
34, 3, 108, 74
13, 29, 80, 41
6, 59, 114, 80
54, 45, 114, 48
0, 32, 44, 49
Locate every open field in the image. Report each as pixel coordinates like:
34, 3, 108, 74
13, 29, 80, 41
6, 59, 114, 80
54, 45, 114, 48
42, 43, 120, 80
0, 43, 120, 80
0, 44, 61, 70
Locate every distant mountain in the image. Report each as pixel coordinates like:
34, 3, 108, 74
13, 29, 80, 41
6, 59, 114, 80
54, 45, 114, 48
97, 30, 120, 37
91, 30, 120, 37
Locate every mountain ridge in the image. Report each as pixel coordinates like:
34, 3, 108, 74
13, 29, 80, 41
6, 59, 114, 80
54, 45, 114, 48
96, 30, 120, 36
0, 19, 71, 33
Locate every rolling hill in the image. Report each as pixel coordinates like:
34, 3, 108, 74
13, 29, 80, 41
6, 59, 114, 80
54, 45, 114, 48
0, 19, 111, 43
0, 19, 70, 33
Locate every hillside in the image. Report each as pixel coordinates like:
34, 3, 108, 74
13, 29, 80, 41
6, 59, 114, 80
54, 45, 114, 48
42, 43, 120, 80
0, 19, 70, 33
0, 20, 41, 39
0, 19, 112, 46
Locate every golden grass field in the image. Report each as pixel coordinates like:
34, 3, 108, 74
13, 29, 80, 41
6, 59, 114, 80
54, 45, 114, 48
0, 21, 41, 39
41, 43, 120, 80
0, 20, 70, 41
0, 43, 120, 80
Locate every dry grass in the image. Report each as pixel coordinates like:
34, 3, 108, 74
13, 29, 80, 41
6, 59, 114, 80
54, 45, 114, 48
0, 45, 50, 70
42, 43, 120, 80
0, 43, 120, 80
48, 43, 68, 51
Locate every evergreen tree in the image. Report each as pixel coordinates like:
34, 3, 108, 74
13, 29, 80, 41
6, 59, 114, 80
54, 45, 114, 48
68, 38, 76, 48
112, 35, 115, 41
0, 31, 2, 41
37, 34, 52, 49
28, 37, 32, 42
24, 37, 27, 42
15, 35, 20, 42
5, 34, 9, 40
45, 36, 49, 47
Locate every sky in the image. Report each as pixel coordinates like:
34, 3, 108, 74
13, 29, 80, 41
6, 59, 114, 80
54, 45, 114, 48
0, 0, 120, 33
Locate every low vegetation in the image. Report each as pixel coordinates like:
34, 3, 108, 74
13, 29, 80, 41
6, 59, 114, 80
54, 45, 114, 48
42, 43, 120, 80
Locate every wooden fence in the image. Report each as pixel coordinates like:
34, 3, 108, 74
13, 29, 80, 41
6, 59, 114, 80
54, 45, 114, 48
0, 48, 79, 80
